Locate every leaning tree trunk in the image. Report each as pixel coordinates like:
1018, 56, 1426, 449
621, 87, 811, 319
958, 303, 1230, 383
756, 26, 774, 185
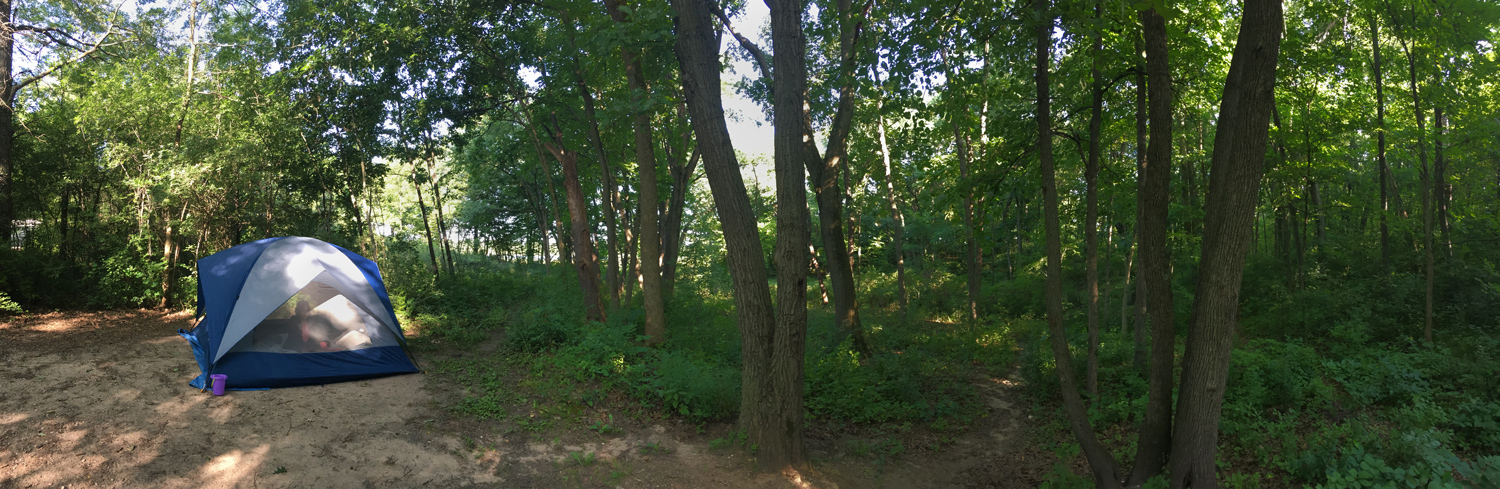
414, 170, 441, 279
802, 0, 871, 357
671, 0, 785, 470
1128, 6, 1178, 485
542, 136, 607, 323
573, 62, 621, 308
429, 164, 455, 275
1037, 2, 1121, 485
1167, 1, 1283, 487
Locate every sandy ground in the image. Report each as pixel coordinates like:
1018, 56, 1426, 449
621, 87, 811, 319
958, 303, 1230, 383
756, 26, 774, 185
0, 310, 1051, 489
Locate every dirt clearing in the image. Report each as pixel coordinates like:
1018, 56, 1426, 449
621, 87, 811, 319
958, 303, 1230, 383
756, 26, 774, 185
1, 310, 1051, 488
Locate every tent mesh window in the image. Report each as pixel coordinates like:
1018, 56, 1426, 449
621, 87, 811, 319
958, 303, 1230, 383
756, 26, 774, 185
228, 279, 399, 355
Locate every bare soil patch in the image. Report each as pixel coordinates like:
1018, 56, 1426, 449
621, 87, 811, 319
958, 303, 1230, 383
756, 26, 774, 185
1, 310, 1047, 488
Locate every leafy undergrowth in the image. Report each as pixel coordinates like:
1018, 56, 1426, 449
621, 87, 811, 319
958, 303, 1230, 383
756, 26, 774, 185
396, 262, 1020, 461
1009, 258, 1500, 488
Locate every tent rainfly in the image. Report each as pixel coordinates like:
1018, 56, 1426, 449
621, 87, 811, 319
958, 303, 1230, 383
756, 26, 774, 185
180, 236, 418, 389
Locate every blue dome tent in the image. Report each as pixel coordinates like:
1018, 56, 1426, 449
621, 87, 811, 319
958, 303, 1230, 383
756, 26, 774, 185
180, 237, 419, 389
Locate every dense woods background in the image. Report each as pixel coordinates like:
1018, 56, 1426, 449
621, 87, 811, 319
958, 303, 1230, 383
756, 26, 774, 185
2, 0, 1499, 485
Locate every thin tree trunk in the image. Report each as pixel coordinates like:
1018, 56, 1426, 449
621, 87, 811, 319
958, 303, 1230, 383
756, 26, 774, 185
539, 118, 607, 323
953, 109, 980, 322
1435, 107, 1449, 257
802, 0, 871, 357
159, 206, 186, 309
878, 110, 907, 320
1371, 17, 1390, 266
430, 162, 455, 274
1128, 6, 1179, 485
572, 56, 621, 308
1168, 1, 1283, 486
174, 0, 199, 147
414, 169, 440, 279
604, 0, 666, 345
0, 0, 15, 241
662, 137, 699, 298
1084, 1, 1104, 400
1396, 30, 1434, 342
624, 202, 639, 303
1131, 33, 1150, 375
1037, 2, 1121, 485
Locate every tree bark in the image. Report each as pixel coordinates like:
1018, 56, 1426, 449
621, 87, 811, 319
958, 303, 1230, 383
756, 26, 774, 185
1037, 2, 1121, 485
1435, 107, 1449, 257
878, 109, 907, 320
1131, 34, 1149, 375
541, 121, 607, 323
758, 0, 813, 469
1371, 17, 1390, 266
952, 101, 980, 322
572, 57, 621, 308
802, 0, 871, 357
661, 138, 697, 298
671, 0, 789, 471
604, 0, 666, 346
0, 0, 14, 242
1128, 6, 1178, 485
1084, 1, 1104, 400
414, 168, 441, 279
429, 161, 455, 274
662, 128, 699, 298
1396, 30, 1433, 343
1167, 1, 1283, 486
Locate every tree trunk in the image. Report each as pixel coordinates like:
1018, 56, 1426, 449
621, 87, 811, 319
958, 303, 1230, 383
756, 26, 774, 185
1397, 31, 1434, 343
542, 130, 607, 323
662, 137, 699, 298
953, 110, 980, 322
671, 0, 785, 470
802, 0, 871, 357
1084, 1, 1104, 400
1371, 17, 1390, 266
573, 59, 621, 308
624, 201, 639, 302
604, 0, 666, 346
1167, 1, 1283, 486
158, 207, 184, 309
1037, 2, 1121, 485
1131, 33, 1149, 375
414, 170, 441, 279
878, 110, 907, 320
0, 0, 14, 242
1128, 6, 1178, 485
1435, 107, 1449, 257
430, 163, 455, 274
758, 0, 813, 470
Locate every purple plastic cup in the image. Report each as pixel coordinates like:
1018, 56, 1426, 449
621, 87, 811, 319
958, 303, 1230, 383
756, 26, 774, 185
210, 374, 228, 396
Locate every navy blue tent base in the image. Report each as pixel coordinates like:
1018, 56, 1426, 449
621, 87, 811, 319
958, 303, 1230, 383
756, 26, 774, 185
185, 344, 418, 390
